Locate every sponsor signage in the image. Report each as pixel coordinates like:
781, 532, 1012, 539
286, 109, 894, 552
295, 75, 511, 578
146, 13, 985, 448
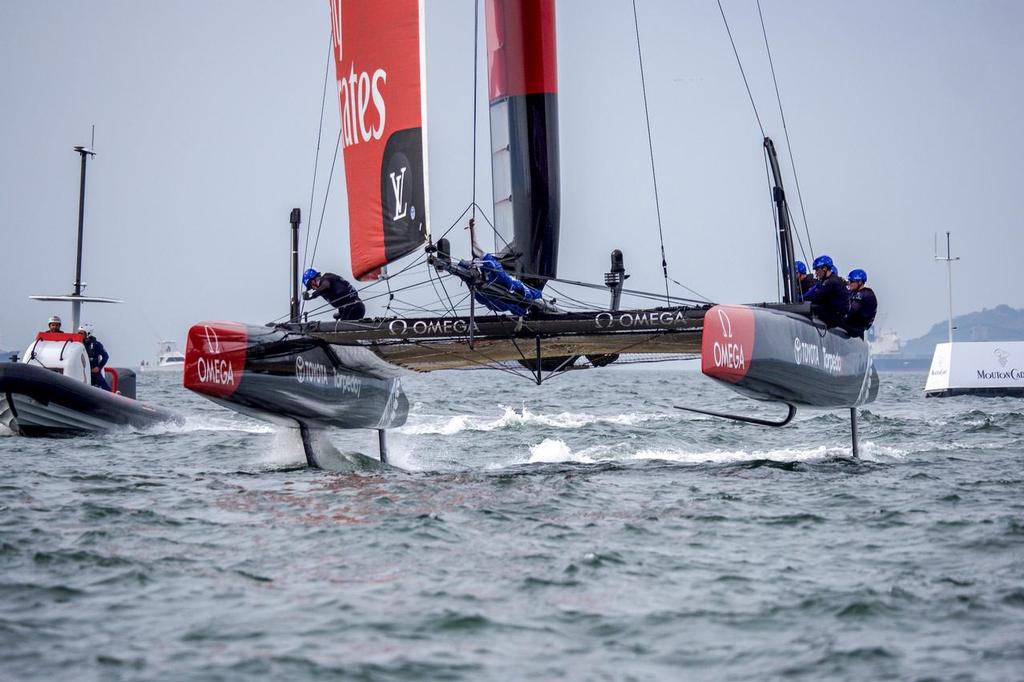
377, 309, 696, 339
792, 335, 843, 376
701, 305, 755, 383
926, 341, 1024, 391
330, 0, 428, 281
594, 310, 691, 330
183, 323, 248, 398
294, 355, 363, 397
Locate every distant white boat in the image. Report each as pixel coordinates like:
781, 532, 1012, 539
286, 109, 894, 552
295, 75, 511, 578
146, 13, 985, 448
141, 341, 185, 373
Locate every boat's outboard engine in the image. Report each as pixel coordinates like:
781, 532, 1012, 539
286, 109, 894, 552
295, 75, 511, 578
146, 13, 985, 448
21, 333, 91, 384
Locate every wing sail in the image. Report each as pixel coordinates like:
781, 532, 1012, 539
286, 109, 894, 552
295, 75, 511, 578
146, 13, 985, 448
485, 0, 560, 288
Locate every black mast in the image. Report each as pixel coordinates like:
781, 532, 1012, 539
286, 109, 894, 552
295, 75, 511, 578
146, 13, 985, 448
71, 144, 96, 330
763, 137, 800, 304
290, 208, 301, 323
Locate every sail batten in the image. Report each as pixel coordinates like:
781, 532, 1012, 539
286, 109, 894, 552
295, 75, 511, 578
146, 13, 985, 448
330, 0, 429, 281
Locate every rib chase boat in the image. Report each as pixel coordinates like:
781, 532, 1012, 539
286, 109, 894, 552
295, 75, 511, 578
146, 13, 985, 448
0, 145, 180, 436
184, 0, 877, 469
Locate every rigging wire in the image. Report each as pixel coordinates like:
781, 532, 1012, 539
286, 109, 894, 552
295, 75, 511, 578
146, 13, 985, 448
307, 129, 343, 272
303, 34, 334, 276
299, 127, 343, 319
631, 0, 671, 306
716, 0, 765, 138
756, 0, 815, 260
666, 277, 712, 304
471, 0, 480, 226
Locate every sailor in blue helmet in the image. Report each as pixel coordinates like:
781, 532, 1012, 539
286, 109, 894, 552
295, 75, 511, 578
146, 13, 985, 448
803, 255, 850, 328
302, 268, 366, 321
842, 269, 877, 338
794, 260, 814, 296
78, 323, 111, 391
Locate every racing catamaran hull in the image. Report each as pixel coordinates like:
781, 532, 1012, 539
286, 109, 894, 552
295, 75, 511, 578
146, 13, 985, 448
702, 304, 878, 408
0, 363, 181, 437
183, 322, 409, 431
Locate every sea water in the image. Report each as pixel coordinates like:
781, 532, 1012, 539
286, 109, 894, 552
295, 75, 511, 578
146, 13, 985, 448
1, 369, 1022, 680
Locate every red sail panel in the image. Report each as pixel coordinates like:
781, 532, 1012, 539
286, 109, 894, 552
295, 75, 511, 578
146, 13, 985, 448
330, 0, 429, 281
485, 0, 558, 100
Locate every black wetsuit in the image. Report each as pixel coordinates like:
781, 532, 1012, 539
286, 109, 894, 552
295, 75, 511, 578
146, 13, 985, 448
84, 336, 111, 391
799, 275, 814, 296
305, 272, 365, 320
804, 273, 850, 328
843, 286, 878, 338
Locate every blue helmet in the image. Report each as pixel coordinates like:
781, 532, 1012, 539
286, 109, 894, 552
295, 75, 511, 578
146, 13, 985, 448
848, 268, 867, 283
795, 260, 807, 275
302, 268, 319, 287
812, 255, 834, 271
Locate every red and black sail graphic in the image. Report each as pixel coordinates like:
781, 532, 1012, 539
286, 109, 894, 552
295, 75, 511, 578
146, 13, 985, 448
485, 0, 560, 289
330, 0, 429, 281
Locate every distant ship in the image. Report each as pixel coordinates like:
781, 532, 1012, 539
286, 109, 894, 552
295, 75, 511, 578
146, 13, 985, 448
868, 329, 930, 372
140, 341, 185, 373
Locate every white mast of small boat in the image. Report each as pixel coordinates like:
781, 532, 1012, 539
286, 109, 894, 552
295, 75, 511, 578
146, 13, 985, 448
29, 130, 122, 329
935, 231, 959, 344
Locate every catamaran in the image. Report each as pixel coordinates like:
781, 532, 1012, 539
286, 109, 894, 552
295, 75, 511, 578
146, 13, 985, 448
183, 0, 877, 468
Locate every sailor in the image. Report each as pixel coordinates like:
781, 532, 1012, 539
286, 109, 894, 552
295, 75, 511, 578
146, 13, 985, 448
302, 268, 366, 321
78, 323, 111, 391
804, 255, 850, 328
45, 315, 62, 333
795, 261, 814, 296
842, 269, 877, 338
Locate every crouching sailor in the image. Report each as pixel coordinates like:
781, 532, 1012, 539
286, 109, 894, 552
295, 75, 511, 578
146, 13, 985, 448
804, 255, 850, 328
453, 253, 556, 316
79, 323, 111, 391
302, 268, 366, 321
842, 269, 877, 338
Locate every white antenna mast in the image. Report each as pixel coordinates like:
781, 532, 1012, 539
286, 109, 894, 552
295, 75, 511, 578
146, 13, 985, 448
934, 231, 959, 345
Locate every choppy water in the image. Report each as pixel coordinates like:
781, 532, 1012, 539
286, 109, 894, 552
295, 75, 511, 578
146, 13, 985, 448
1, 368, 1022, 681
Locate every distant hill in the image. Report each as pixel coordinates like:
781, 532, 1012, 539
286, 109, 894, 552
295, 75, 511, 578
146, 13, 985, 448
0, 349, 16, 362
903, 305, 1024, 356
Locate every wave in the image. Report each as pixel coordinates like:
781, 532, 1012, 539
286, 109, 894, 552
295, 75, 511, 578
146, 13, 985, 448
399, 405, 672, 435
528, 438, 595, 464
507, 439, 908, 467
260, 428, 310, 469
134, 413, 275, 436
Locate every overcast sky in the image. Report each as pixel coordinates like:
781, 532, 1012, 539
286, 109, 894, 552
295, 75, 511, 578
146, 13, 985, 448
2, 1, 1022, 362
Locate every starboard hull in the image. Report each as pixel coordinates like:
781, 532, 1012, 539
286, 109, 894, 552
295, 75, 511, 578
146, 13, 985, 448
183, 323, 409, 430
0, 363, 181, 437
701, 304, 878, 408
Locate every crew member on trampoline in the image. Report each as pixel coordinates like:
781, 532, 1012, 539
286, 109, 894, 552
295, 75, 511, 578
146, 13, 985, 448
804, 255, 850, 328
302, 268, 366, 321
842, 269, 877, 338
